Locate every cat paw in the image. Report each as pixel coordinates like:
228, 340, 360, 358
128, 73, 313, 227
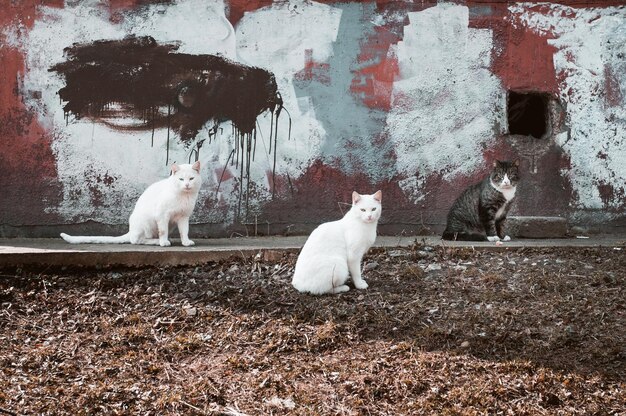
159, 240, 171, 247
354, 280, 369, 290
503, 235, 511, 242
182, 239, 195, 247
487, 236, 501, 242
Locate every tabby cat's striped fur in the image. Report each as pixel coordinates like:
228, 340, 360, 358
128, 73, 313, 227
442, 160, 520, 242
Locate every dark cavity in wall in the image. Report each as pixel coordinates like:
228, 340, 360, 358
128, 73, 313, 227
50, 35, 289, 220
507, 91, 549, 139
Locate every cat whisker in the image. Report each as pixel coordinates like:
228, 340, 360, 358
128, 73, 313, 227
337, 201, 352, 216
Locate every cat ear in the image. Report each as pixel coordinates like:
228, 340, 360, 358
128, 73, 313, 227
171, 163, 180, 174
373, 190, 382, 202
492, 160, 498, 168
192, 160, 201, 172
352, 191, 361, 204
513, 159, 520, 167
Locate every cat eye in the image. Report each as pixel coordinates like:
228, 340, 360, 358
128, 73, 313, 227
189, 177, 194, 180
372, 208, 377, 211
179, 178, 184, 181
360, 208, 366, 212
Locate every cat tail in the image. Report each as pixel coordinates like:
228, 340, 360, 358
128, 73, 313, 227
60, 232, 131, 244
441, 230, 487, 241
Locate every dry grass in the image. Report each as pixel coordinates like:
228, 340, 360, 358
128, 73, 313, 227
0, 243, 624, 415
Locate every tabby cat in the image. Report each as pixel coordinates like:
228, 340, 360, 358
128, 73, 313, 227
442, 160, 520, 242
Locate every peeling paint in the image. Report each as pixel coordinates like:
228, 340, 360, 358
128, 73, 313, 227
509, 3, 626, 211
6, 0, 282, 225
1, 0, 624, 236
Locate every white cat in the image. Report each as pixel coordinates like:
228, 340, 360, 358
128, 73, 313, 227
292, 190, 382, 295
60, 161, 202, 246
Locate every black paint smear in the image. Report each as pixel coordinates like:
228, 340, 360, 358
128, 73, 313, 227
50, 35, 281, 141
50, 35, 288, 220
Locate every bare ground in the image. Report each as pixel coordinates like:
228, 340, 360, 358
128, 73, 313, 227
0, 243, 624, 415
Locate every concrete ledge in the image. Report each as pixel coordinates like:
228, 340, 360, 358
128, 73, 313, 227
0, 237, 306, 268
0, 235, 624, 268
507, 216, 568, 238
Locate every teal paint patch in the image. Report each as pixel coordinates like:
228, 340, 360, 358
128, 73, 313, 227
293, 3, 396, 182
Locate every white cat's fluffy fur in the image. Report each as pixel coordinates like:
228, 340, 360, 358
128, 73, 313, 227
292, 191, 382, 295
60, 161, 202, 246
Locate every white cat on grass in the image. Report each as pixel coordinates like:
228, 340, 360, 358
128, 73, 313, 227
292, 190, 382, 295
61, 161, 202, 246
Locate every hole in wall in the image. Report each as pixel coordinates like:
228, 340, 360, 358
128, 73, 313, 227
507, 91, 549, 139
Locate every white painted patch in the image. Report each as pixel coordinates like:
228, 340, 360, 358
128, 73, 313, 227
387, 3, 506, 199
124, 0, 237, 58
236, 0, 342, 179
509, 3, 626, 210
397, 175, 428, 204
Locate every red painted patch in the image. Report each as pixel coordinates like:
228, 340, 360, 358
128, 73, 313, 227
470, 3, 558, 94
481, 139, 517, 168
597, 182, 615, 208
349, 1, 437, 111
351, 25, 400, 111
107, 0, 138, 10
107, 0, 136, 23
0, 1, 63, 224
228, 0, 272, 26
0, 0, 64, 29
597, 182, 625, 211
260, 159, 418, 234
0, 30, 57, 177
497, 27, 557, 93
604, 65, 623, 107
215, 167, 234, 184
294, 49, 331, 85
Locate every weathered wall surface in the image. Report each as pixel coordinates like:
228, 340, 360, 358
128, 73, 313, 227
1, 0, 624, 237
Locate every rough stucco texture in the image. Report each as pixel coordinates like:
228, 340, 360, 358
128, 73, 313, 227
0, 0, 624, 237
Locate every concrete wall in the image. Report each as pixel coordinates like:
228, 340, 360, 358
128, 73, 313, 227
1, 0, 625, 237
